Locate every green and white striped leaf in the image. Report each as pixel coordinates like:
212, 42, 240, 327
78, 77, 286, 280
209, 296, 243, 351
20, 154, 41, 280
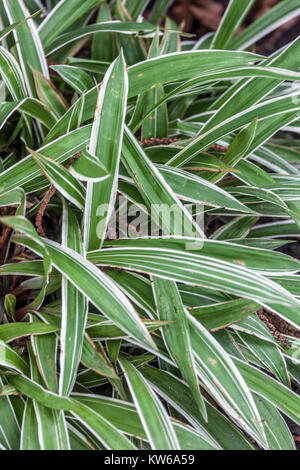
2, 216, 155, 351
152, 277, 206, 420
59, 202, 88, 396
32, 68, 68, 119
51, 65, 94, 94
8, 374, 137, 450
141, 365, 254, 450
88, 244, 300, 329
38, 0, 101, 48
0, 340, 29, 375
119, 358, 180, 450
3, 0, 49, 97
84, 52, 128, 250
28, 148, 86, 209
188, 315, 266, 446
0, 322, 59, 343
230, 0, 300, 50
0, 378, 21, 450
233, 357, 300, 425
211, 0, 255, 50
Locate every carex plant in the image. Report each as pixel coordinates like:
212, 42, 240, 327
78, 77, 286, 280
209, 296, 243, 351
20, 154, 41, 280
0, 0, 299, 451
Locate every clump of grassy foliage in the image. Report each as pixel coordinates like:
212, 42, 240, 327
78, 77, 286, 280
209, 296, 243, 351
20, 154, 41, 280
0, 0, 299, 451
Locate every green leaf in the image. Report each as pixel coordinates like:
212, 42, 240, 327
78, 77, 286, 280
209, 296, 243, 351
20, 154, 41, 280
3, 0, 49, 97
155, 164, 254, 212
190, 299, 260, 331
0, 98, 56, 131
150, 0, 173, 24
254, 395, 295, 450
125, 0, 150, 21
103, 237, 300, 275
88, 243, 300, 329
211, 0, 255, 49
59, 202, 88, 396
233, 357, 300, 425
81, 334, 118, 380
70, 148, 110, 182
206, 119, 258, 184
132, 68, 300, 133
0, 378, 21, 450
3, 216, 155, 351
91, 2, 117, 63
74, 392, 216, 449
51, 65, 94, 94
141, 365, 254, 450
48, 50, 262, 143
237, 331, 290, 388
0, 339, 29, 375
28, 148, 86, 209
0, 322, 59, 343
0, 8, 43, 43
0, 46, 27, 99
168, 92, 300, 168
152, 277, 207, 420
189, 315, 266, 446
0, 125, 92, 194
122, 127, 204, 238
8, 374, 137, 450
20, 399, 41, 450
84, 52, 128, 250
231, 0, 300, 50
30, 316, 58, 393
119, 358, 180, 450
38, 0, 101, 48
45, 21, 158, 56
0, 188, 26, 216
32, 68, 68, 118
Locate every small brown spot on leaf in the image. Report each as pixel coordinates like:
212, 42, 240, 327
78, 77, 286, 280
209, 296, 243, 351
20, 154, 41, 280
232, 259, 246, 266
208, 357, 217, 366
